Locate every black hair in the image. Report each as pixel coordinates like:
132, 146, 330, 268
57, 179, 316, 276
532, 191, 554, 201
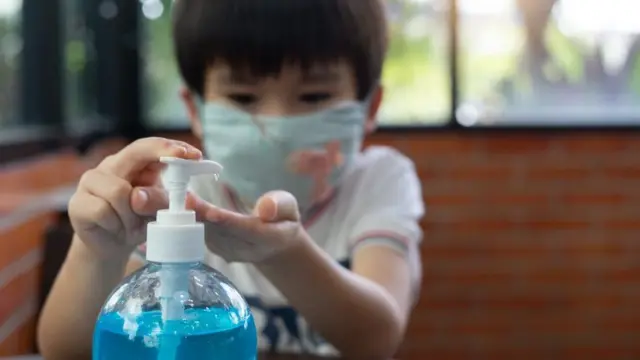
172, 0, 387, 100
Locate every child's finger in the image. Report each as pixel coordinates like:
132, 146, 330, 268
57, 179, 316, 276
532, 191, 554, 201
134, 162, 169, 187
203, 205, 252, 228
80, 169, 138, 232
130, 186, 168, 217
69, 192, 122, 235
254, 191, 300, 222
185, 192, 219, 221
99, 137, 202, 180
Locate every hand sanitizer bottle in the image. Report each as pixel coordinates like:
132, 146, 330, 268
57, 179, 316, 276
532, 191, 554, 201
93, 157, 257, 360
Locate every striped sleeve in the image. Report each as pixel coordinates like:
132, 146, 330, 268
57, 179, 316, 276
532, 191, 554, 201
348, 150, 425, 296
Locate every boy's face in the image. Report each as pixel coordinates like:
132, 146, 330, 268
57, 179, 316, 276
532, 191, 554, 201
182, 60, 382, 138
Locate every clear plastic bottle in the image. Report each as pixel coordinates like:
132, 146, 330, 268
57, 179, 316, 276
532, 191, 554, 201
93, 157, 257, 360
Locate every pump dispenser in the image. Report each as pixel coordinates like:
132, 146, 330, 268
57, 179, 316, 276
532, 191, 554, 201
93, 157, 257, 360
146, 157, 221, 265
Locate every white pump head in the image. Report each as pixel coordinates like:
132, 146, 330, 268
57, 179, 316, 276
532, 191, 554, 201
145, 157, 223, 263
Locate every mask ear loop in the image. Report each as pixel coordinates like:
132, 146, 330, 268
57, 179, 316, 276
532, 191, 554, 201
248, 112, 269, 139
362, 79, 380, 108
192, 94, 204, 119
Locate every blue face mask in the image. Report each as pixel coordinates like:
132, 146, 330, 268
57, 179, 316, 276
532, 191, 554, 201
200, 101, 367, 212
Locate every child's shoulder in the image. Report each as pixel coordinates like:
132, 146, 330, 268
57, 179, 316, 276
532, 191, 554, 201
348, 145, 417, 183
329, 145, 424, 236
336, 145, 421, 209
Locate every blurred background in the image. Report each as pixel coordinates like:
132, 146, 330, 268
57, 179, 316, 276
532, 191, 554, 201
1, 0, 640, 358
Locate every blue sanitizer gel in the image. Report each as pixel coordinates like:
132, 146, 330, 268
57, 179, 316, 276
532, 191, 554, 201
92, 263, 257, 360
92, 158, 257, 360
93, 308, 256, 360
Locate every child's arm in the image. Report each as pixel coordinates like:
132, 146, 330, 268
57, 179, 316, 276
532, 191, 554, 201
256, 234, 414, 359
37, 240, 144, 359
37, 138, 204, 360
202, 150, 423, 359
258, 151, 422, 359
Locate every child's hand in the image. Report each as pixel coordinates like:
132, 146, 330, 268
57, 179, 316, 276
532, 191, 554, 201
200, 191, 305, 264
68, 137, 203, 261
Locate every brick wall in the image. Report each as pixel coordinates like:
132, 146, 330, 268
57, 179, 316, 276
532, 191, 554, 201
384, 132, 640, 360
165, 130, 640, 359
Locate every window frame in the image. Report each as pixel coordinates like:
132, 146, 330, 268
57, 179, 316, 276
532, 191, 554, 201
1, 0, 139, 165
0, 0, 65, 163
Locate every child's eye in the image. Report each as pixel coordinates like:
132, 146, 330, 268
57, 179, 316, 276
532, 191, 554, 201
299, 92, 332, 104
228, 93, 258, 106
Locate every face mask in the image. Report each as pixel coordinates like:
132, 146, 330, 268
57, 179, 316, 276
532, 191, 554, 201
200, 101, 367, 212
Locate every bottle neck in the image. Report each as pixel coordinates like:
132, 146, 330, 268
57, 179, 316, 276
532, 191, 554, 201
149, 261, 201, 270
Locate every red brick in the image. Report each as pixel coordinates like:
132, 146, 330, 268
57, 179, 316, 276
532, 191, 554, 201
444, 165, 513, 180
559, 193, 629, 205
525, 315, 594, 334
523, 266, 591, 284
415, 167, 439, 180
424, 268, 517, 287
576, 294, 640, 310
593, 313, 640, 331
481, 137, 552, 155
424, 194, 476, 206
422, 236, 550, 259
601, 220, 640, 230
400, 136, 478, 154
603, 166, 640, 179
517, 220, 592, 230
560, 136, 633, 153
599, 266, 640, 283
552, 238, 629, 256
428, 219, 518, 232
565, 348, 640, 359
397, 348, 469, 360
527, 167, 593, 180
469, 349, 554, 360
486, 193, 549, 205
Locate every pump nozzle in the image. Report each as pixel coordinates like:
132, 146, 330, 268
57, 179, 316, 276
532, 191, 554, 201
146, 157, 223, 264
160, 157, 223, 213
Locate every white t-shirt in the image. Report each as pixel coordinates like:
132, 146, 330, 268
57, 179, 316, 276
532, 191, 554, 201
133, 146, 425, 356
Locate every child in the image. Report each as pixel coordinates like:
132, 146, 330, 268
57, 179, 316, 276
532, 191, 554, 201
38, 0, 425, 358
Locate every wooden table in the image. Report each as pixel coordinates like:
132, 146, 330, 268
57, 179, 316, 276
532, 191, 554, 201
264, 356, 333, 359
0, 354, 335, 360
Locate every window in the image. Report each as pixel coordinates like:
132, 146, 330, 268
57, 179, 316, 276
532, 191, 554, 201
0, 0, 64, 162
0, 0, 22, 129
62, 0, 102, 135
63, 0, 95, 127
141, 0, 185, 129
141, 0, 451, 128
457, 0, 640, 127
379, 0, 451, 125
